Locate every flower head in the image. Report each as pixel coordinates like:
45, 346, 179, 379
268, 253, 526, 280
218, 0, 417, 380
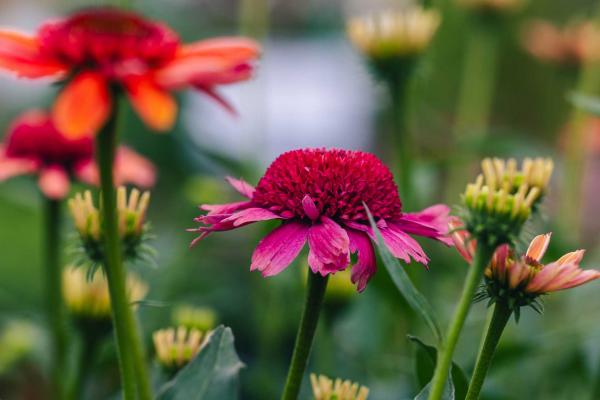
69, 187, 152, 266
347, 8, 440, 61
461, 157, 553, 247
0, 7, 260, 138
0, 110, 155, 199
310, 373, 369, 400
456, 0, 525, 14
451, 224, 600, 318
190, 148, 451, 291
522, 19, 600, 66
62, 267, 148, 321
153, 326, 205, 372
172, 305, 217, 332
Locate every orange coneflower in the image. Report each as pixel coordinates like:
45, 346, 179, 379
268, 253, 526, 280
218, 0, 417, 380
0, 8, 260, 138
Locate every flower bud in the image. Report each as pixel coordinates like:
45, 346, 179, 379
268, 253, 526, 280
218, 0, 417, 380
153, 326, 205, 373
347, 7, 440, 81
310, 373, 369, 400
62, 267, 148, 321
68, 187, 152, 266
172, 305, 217, 332
462, 157, 553, 247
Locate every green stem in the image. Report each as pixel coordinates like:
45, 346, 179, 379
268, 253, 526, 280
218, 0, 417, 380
428, 244, 495, 400
389, 74, 414, 208
96, 104, 152, 400
465, 300, 511, 400
281, 272, 329, 400
44, 198, 67, 400
68, 334, 97, 400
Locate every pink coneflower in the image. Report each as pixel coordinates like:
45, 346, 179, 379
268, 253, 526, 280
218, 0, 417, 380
451, 217, 600, 302
190, 148, 451, 291
0, 110, 155, 199
0, 8, 260, 138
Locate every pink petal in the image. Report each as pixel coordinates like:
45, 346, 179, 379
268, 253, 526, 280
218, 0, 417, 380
302, 195, 319, 221
396, 204, 453, 245
200, 200, 253, 216
225, 176, 255, 198
558, 269, 600, 290
348, 230, 376, 292
525, 233, 552, 262
448, 217, 474, 263
556, 250, 586, 266
307, 216, 350, 275
0, 146, 38, 180
526, 262, 574, 293
221, 207, 281, 227
38, 166, 70, 199
250, 221, 308, 277
379, 222, 429, 265
195, 85, 237, 115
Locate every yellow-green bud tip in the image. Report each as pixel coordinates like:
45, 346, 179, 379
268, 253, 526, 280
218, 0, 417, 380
310, 373, 370, 400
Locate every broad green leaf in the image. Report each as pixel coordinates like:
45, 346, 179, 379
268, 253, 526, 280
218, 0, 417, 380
156, 326, 244, 400
569, 92, 600, 116
408, 335, 469, 400
365, 206, 443, 344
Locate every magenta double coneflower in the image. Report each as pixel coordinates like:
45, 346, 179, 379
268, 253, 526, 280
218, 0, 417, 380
191, 148, 451, 291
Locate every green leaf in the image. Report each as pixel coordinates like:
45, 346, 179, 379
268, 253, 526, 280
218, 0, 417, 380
156, 326, 244, 400
365, 205, 443, 344
569, 92, 600, 116
408, 335, 469, 400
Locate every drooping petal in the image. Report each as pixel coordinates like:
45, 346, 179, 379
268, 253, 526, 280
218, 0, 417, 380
379, 222, 429, 265
448, 217, 475, 263
526, 233, 552, 262
38, 166, 70, 199
526, 262, 580, 293
557, 269, 600, 290
53, 72, 111, 138
0, 30, 65, 78
0, 146, 39, 180
195, 85, 237, 115
225, 176, 255, 199
347, 229, 376, 292
395, 204, 453, 246
307, 216, 350, 275
123, 75, 177, 132
250, 221, 308, 277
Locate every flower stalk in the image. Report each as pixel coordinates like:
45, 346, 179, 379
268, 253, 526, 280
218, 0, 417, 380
96, 100, 151, 400
428, 243, 495, 400
44, 198, 67, 400
281, 272, 329, 400
464, 300, 512, 400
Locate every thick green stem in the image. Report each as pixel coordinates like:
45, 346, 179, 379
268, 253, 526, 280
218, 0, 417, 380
428, 244, 495, 400
44, 198, 67, 400
465, 300, 511, 400
96, 105, 151, 400
280, 272, 329, 400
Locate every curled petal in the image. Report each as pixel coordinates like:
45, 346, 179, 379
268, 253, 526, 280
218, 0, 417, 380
302, 195, 319, 221
53, 72, 111, 138
225, 176, 255, 199
0, 30, 65, 78
124, 75, 177, 132
38, 166, 70, 199
308, 216, 350, 275
250, 221, 308, 277
526, 233, 552, 262
448, 217, 475, 263
348, 230, 376, 292
556, 249, 586, 266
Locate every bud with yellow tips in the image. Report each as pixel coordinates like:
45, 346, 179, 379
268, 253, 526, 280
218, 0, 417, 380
310, 373, 369, 400
153, 326, 205, 373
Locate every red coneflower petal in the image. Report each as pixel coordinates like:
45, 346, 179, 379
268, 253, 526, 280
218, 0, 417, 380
0, 30, 65, 78
307, 216, 350, 275
348, 229, 377, 292
251, 221, 308, 277
53, 72, 111, 139
38, 166, 70, 199
124, 75, 177, 132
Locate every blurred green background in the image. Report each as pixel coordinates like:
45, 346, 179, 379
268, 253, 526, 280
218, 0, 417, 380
0, 0, 599, 399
